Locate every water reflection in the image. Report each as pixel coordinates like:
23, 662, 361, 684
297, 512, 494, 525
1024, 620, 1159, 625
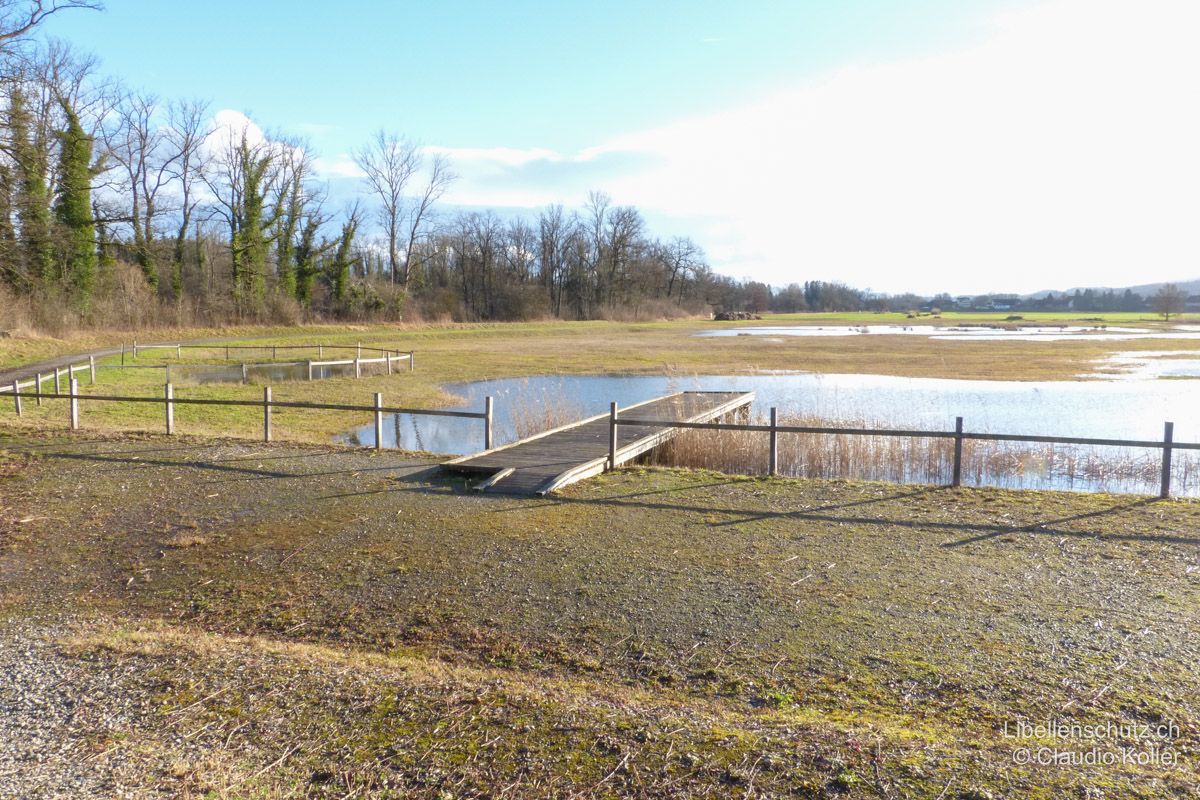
342, 373, 1200, 495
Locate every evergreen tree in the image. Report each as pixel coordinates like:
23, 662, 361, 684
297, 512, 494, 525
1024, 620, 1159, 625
52, 100, 98, 303
294, 215, 323, 305
231, 135, 273, 314
9, 87, 54, 287
0, 164, 17, 288
331, 211, 359, 304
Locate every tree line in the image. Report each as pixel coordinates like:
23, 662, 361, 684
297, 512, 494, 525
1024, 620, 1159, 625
0, 5, 734, 329
2, 4, 1190, 332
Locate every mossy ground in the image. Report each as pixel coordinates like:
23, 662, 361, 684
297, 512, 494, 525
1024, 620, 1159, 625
3, 432, 1198, 797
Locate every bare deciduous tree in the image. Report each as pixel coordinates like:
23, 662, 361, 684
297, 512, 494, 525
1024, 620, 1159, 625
400, 152, 453, 288
353, 130, 417, 286
1152, 283, 1188, 320
0, 0, 101, 50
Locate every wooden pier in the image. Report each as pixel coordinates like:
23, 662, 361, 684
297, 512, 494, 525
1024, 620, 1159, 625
443, 391, 754, 495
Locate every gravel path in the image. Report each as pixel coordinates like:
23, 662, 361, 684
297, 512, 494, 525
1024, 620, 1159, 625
0, 619, 147, 800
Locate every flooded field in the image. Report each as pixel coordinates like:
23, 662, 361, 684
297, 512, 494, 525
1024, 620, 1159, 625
344, 372, 1200, 496
695, 324, 1200, 342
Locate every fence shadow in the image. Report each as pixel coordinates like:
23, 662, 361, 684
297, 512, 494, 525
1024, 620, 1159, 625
18, 441, 439, 483
502, 485, 1196, 546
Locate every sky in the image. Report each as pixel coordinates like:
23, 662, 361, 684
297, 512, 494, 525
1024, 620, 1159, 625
44, 0, 1200, 295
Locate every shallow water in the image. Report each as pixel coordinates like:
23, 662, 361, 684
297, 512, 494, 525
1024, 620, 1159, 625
343, 373, 1200, 495
164, 361, 364, 384
694, 324, 1200, 343
1089, 351, 1200, 380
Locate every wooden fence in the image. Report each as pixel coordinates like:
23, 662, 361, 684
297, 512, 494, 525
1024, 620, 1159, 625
7, 378, 494, 451
609, 404, 1200, 499
1, 342, 414, 398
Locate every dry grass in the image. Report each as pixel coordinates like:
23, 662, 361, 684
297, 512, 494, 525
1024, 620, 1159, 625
649, 412, 1200, 495
506, 379, 586, 440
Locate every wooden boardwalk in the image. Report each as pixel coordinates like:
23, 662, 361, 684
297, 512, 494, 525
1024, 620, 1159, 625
443, 391, 754, 495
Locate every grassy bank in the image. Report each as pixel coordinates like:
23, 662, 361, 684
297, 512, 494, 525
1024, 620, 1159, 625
2, 433, 1197, 797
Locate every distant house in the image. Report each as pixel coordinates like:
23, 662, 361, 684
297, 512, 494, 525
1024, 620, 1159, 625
955, 296, 974, 310
991, 294, 1019, 312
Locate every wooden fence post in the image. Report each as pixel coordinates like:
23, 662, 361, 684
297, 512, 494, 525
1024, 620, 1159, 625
34, 373, 42, 406
133, 339, 138, 359
263, 386, 272, 442
121, 342, 126, 366
54, 367, 61, 394
1161, 421, 1174, 499
386, 352, 393, 375
768, 407, 778, 476
89, 356, 96, 385
354, 357, 361, 379
11, 381, 20, 416
68, 378, 79, 430
225, 345, 229, 361
608, 401, 619, 470
318, 344, 323, 358
177, 344, 182, 358
357, 342, 362, 358
165, 383, 174, 435
242, 363, 248, 384
484, 396, 494, 450
952, 416, 964, 487
374, 392, 384, 450
307, 360, 313, 381
409, 351, 415, 372
272, 345, 277, 360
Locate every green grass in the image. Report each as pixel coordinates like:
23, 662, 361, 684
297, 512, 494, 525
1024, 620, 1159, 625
3, 433, 1198, 797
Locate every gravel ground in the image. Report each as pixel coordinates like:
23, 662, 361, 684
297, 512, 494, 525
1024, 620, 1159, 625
3, 432, 1200, 797
0, 619, 134, 799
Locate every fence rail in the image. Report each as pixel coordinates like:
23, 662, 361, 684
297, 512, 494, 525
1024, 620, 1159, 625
2, 341, 415, 396
612, 406, 1198, 499
7, 380, 493, 451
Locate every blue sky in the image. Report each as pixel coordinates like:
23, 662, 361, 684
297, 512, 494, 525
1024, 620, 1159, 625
45, 0, 1200, 294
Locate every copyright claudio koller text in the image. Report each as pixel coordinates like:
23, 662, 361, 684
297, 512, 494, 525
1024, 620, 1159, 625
1005, 718, 1182, 768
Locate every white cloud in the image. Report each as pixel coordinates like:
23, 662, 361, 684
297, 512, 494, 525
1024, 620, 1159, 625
311, 154, 365, 179
207, 109, 267, 154
439, 0, 1200, 294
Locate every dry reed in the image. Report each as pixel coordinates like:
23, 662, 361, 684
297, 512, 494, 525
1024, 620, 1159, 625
647, 411, 1200, 495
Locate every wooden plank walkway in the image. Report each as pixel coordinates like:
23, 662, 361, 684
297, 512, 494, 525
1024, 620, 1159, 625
443, 391, 754, 495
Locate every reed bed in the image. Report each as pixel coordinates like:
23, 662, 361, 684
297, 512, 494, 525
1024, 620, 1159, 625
506, 382, 586, 441
647, 412, 1200, 496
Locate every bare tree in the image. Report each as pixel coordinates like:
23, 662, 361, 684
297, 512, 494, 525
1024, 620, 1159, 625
400, 152, 453, 288
100, 90, 176, 287
353, 130, 417, 286
165, 98, 211, 300
1152, 283, 1188, 320
663, 236, 704, 301
0, 0, 101, 50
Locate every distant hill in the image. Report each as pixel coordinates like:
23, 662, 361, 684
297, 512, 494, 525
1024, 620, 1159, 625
1024, 278, 1200, 299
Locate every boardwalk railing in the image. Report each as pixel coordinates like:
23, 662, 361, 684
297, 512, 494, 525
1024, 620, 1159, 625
7, 379, 493, 451
610, 404, 1200, 499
